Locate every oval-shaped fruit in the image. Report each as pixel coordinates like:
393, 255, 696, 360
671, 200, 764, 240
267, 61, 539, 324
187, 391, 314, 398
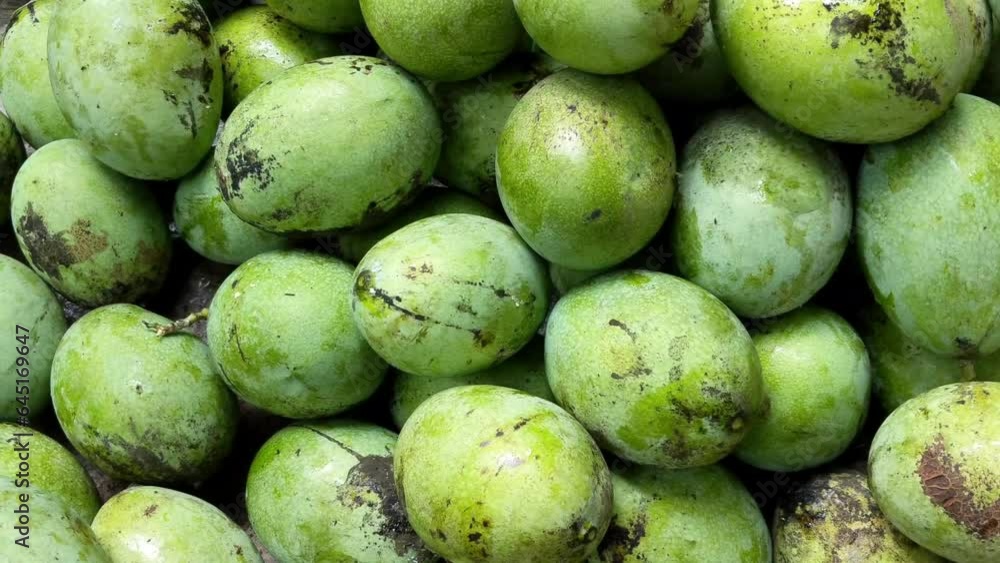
216, 56, 441, 234
546, 270, 763, 468
11, 140, 171, 307
352, 214, 549, 377
859, 305, 1000, 413
396, 385, 613, 563
52, 304, 238, 483
248, 420, 435, 562
774, 470, 946, 563
0, 486, 111, 562
48, 0, 222, 179
857, 94, 1000, 357
671, 107, 851, 319
174, 152, 291, 265
215, 6, 338, 113
390, 339, 554, 428
0, 424, 99, 523
736, 307, 870, 471
267, 0, 364, 33
638, 0, 738, 105
360, 0, 521, 81
0, 0, 75, 148
869, 382, 1000, 562
432, 56, 554, 201
92, 486, 261, 562
0, 255, 65, 422
0, 113, 26, 227
588, 464, 770, 563
208, 250, 387, 418
713, 0, 990, 142
497, 70, 675, 270
337, 189, 504, 263
513, 0, 700, 75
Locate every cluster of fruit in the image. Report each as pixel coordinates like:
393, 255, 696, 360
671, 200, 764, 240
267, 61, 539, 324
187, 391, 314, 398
2, 0, 999, 562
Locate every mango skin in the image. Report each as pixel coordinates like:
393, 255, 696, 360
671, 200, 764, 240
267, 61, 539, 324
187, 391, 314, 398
390, 338, 554, 428
48, 0, 222, 180
859, 305, 1000, 413
974, 0, 1000, 100
588, 464, 771, 563
360, 0, 521, 81
395, 385, 613, 563
0, 255, 65, 422
338, 189, 504, 263
0, 486, 111, 562
215, 6, 339, 113
548, 264, 609, 296
671, 107, 851, 319
92, 486, 261, 562
497, 70, 675, 270
774, 471, 945, 563
51, 304, 238, 483
546, 270, 763, 468
352, 214, 549, 378
208, 250, 388, 418
0, 0, 74, 148
11, 139, 171, 307
247, 420, 436, 563
216, 56, 441, 234
513, 0, 700, 75
0, 423, 100, 523
869, 382, 1000, 562
174, 151, 291, 265
267, 0, 364, 33
713, 0, 990, 143
857, 94, 1000, 357
0, 112, 25, 228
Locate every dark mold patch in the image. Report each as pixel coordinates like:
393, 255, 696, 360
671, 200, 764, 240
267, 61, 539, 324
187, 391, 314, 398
166, 2, 213, 48
586, 209, 603, 223
918, 436, 1000, 540
597, 513, 647, 563
175, 58, 215, 94
16, 206, 109, 281
221, 118, 277, 199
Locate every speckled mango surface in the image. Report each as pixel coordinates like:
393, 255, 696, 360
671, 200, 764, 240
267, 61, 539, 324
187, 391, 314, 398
513, 0, 700, 75
736, 307, 871, 471
360, 0, 521, 81
92, 486, 261, 562
713, 0, 990, 142
352, 214, 549, 377
857, 94, 1000, 358
0, 0, 74, 149
588, 464, 771, 562
174, 151, 291, 265
51, 304, 238, 483
0, 112, 25, 228
0, 255, 65, 421
208, 250, 388, 418
496, 70, 675, 270
216, 56, 441, 234
215, 6, 339, 113
48, 0, 222, 179
11, 139, 171, 307
774, 471, 946, 563
247, 420, 436, 562
869, 382, 1000, 562
671, 107, 851, 319
546, 270, 763, 468
0, 485, 111, 562
390, 338, 554, 428
395, 385, 613, 563
267, 0, 364, 33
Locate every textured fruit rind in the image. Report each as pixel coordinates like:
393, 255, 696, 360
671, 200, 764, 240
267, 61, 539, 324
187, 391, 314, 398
0, 486, 111, 562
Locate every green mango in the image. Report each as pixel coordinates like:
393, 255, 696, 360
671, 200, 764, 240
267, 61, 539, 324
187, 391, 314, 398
0, 486, 110, 562
267, 0, 364, 33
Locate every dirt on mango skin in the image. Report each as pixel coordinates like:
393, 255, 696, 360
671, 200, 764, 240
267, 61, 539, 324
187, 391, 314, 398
11, 139, 171, 307
0, 486, 111, 562
713, 0, 990, 143
266, 0, 364, 33
857, 94, 1000, 358
215, 55, 441, 234
51, 304, 239, 484
92, 486, 262, 562
48, 0, 222, 180
545, 270, 763, 468
773, 470, 945, 563
869, 382, 1000, 562
395, 385, 613, 563
247, 420, 437, 563
351, 214, 549, 378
